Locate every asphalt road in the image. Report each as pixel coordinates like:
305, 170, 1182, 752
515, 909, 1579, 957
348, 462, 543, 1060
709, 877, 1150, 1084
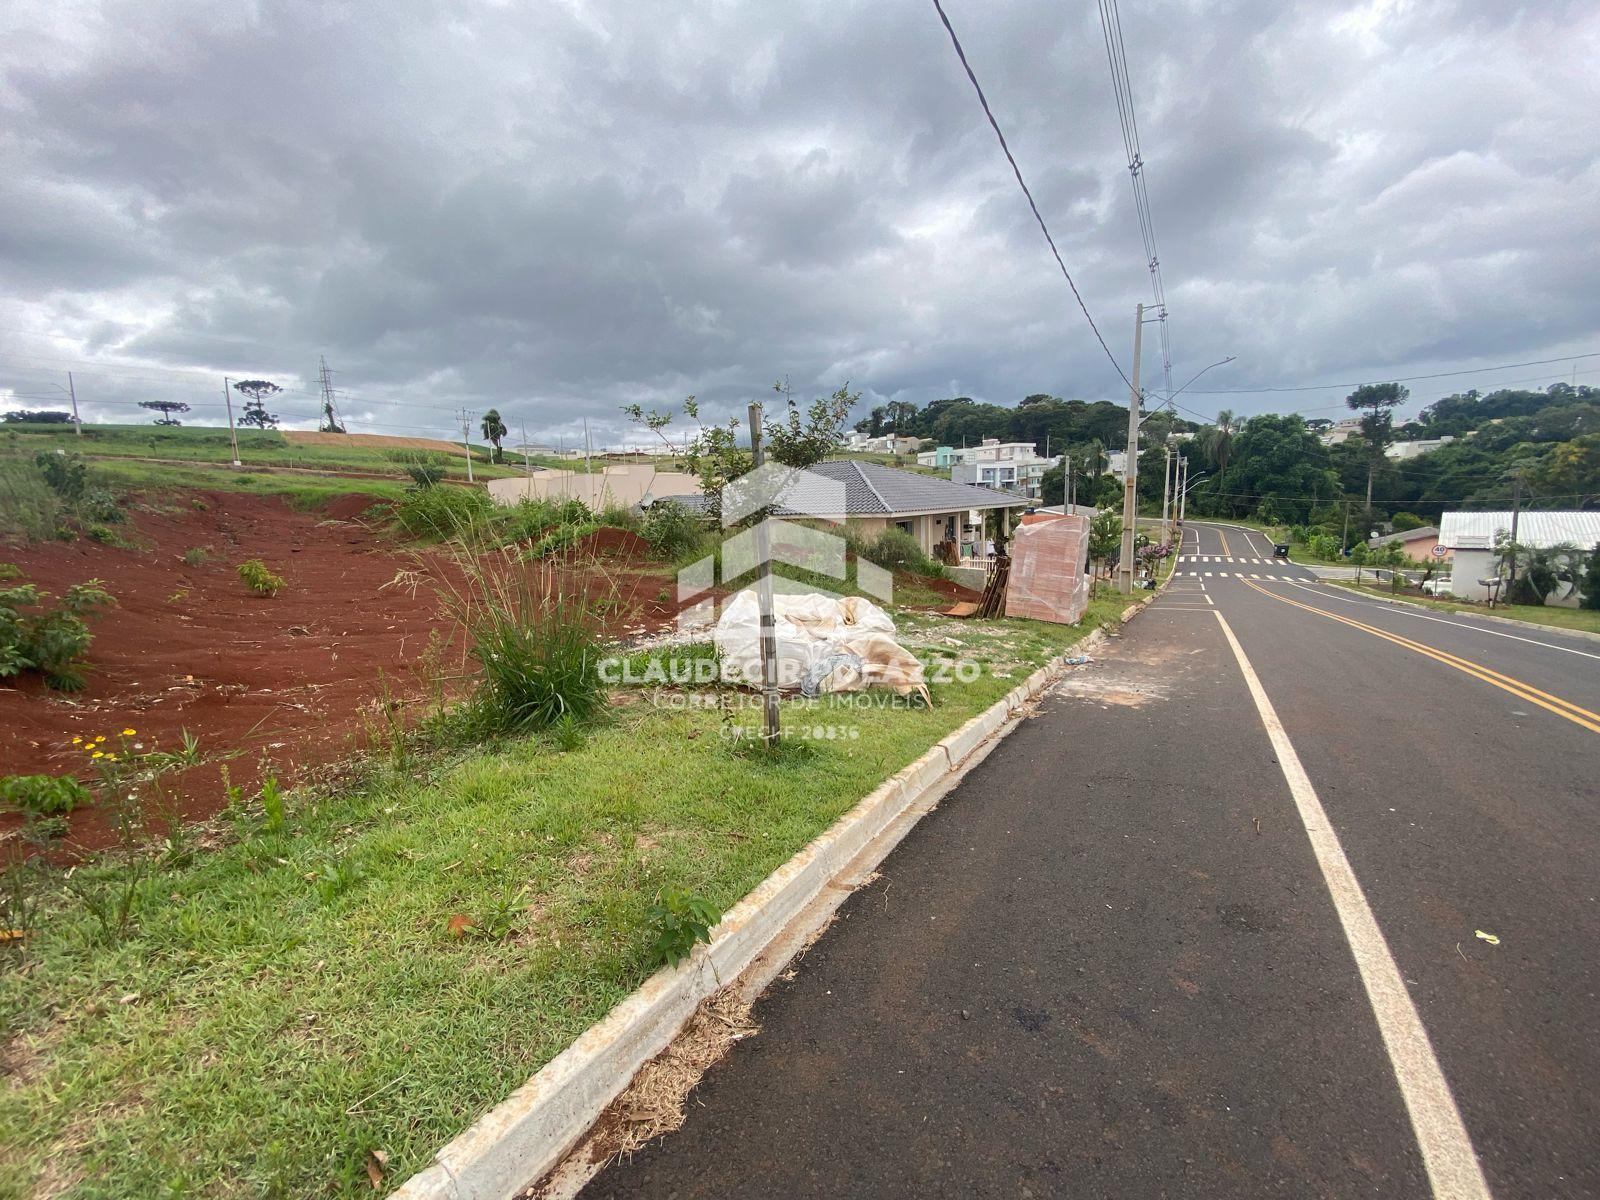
584, 521, 1599, 1200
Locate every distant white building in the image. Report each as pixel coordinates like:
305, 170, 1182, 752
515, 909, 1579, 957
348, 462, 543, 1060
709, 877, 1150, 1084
945, 438, 1061, 499
1105, 449, 1129, 479
1386, 436, 1454, 460
1438, 510, 1600, 604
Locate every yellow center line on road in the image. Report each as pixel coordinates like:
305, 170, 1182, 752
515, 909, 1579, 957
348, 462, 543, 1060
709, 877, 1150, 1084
1239, 578, 1600, 735
1218, 527, 1232, 557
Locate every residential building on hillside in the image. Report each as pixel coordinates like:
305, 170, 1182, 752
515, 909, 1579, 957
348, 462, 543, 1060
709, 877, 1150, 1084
1319, 419, 1365, 446
947, 438, 1061, 499
1386, 437, 1455, 460
1438, 510, 1600, 604
1105, 449, 1129, 479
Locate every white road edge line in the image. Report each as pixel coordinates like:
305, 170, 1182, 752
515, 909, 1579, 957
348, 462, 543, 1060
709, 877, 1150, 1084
1279, 579, 1600, 662
1212, 610, 1491, 1200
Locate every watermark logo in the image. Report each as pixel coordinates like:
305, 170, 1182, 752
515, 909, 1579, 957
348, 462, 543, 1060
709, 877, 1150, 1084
675, 461, 892, 632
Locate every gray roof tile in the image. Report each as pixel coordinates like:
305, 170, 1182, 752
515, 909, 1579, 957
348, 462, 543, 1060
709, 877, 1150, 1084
773, 460, 1031, 516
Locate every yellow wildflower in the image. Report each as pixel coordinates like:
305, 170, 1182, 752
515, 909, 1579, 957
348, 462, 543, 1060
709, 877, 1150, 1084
104, 753, 118, 762
94, 735, 106, 743
91, 751, 104, 759
71, 736, 82, 744
121, 727, 136, 737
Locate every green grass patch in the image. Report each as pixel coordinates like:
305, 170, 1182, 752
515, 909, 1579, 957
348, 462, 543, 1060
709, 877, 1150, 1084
1324, 581, 1600, 635
0, 423, 528, 482
0, 604, 1122, 1198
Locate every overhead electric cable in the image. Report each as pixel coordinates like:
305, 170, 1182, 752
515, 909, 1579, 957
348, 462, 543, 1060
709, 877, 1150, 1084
931, 0, 1133, 392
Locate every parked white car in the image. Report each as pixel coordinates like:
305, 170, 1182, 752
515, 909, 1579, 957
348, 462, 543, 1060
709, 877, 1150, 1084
1421, 577, 1455, 597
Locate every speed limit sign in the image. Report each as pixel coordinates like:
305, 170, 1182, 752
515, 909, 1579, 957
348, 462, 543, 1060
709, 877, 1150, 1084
1431, 545, 1447, 558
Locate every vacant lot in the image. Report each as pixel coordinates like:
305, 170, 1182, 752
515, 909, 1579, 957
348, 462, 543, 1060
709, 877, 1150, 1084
0, 490, 683, 853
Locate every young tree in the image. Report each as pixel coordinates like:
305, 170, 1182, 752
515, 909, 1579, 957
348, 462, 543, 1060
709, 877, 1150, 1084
1345, 382, 1409, 508
1088, 509, 1122, 580
139, 400, 190, 426
480, 409, 508, 463
233, 380, 281, 429
1349, 540, 1370, 585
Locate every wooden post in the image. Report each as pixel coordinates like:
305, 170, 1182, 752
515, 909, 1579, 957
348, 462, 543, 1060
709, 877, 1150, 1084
747, 403, 780, 746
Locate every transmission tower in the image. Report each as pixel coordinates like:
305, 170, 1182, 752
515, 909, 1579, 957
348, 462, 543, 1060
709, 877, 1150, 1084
318, 355, 345, 433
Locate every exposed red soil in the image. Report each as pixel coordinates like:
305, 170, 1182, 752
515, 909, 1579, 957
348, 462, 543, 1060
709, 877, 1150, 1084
572, 526, 655, 561
0, 492, 682, 858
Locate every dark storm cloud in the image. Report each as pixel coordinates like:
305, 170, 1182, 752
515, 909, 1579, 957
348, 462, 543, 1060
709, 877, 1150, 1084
1, 0, 1596, 441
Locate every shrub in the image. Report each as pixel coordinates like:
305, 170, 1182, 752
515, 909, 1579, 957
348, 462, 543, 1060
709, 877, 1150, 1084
0, 578, 114, 690
182, 546, 209, 567
395, 483, 494, 539
34, 450, 87, 501
0, 774, 93, 816
434, 551, 611, 735
862, 528, 928, 572
597, 502, 641, 531
405, 464, 445, 490
640, 501, 708, 561
1583, 545, 1600, 612
236, 559, 285, 597
553, 497, 591, 525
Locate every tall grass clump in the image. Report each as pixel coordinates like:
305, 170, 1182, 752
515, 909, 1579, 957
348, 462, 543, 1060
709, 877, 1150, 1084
431, 547, 613, 736
640, 500, 711, 563
846, 526, 948, 578
0, 459, 63, 542
394, 484, 494, 540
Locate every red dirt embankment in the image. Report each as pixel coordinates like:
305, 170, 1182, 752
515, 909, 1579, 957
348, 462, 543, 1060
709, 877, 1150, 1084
0, 492, 680, 855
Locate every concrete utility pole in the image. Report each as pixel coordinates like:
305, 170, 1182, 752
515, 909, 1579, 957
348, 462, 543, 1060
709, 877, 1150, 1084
747, 402, 780, 747
67, 372, 82, 437
521, 421, 531, 477
1177, 457, 1190, 523
1066, 456, 1075, 510
459, 409, 475, 483
1117, 302, 1145, 593
221, 378, 242, 467
1161, 445, 1173, 539
1506, 475, 1524, 593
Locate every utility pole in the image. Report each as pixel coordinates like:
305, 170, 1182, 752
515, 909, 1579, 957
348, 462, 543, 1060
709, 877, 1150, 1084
1341, 498, 1351, 553
1066, 456, 1075, 511
459, 409, 475, 483
1161, 445, 1173, 538
1506, 475, 1523, 594
747, 402, 780, 747
67, 372, 82, 437
1117, 302, 1144, 593
1177, 456, 1189, 523
584, 418, 593, 476
221, 377, 242, 466
521, 421, 531, 477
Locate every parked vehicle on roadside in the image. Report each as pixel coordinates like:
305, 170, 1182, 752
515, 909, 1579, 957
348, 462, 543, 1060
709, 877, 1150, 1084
1421, 577, 1455, 597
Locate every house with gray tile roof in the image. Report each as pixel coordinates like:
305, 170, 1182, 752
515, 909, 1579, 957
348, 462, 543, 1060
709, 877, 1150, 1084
778, 459, 1032, 561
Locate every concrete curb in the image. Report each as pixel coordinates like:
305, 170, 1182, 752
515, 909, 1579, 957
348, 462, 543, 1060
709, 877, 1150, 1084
1319, 581, 1600, 645
392, 604, 1149, 1200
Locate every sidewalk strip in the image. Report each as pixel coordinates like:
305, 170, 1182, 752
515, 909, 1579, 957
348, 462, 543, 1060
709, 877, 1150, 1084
1212, 612, 1491, 1200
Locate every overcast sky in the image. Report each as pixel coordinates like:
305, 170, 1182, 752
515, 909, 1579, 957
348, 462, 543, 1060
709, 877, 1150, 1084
2, 0, 1596, 446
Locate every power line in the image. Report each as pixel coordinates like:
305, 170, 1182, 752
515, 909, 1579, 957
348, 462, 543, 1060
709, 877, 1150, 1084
1096, 0, 1172, 397
930, 0, 1133, 393
1186, 351, 1600, 395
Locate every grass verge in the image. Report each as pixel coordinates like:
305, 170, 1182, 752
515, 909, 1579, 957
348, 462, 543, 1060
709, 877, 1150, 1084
1324, 580, 1600, 635
0, 599, 1129, 1198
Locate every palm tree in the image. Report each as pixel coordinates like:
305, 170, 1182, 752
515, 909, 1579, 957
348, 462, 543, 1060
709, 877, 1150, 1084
480, 409, 508, 464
